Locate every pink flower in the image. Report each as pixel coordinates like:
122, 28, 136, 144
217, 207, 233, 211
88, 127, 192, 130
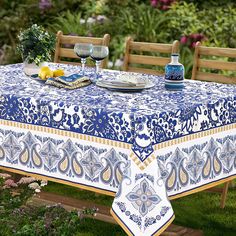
4, 179, 18, 188
160, 0, 170, 3
191, 42, 197, 48
190, 34, 199, 40
152, 0, 175, 10
190, 33, 205, 41
181, 33, 205, 48
18, 177, 36, 185
161, 5, 170, 10
180, 36, 188, 44
151, 0, 158, 7
0, 173, 12, 179
196, 34, 205, 41
39, 0, 52, 11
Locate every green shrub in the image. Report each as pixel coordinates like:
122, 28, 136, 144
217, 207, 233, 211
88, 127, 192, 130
17, 24, 56, 65
115, 4, 170, 43
50, 11, 87, 35
0, 205, 88, 236
0, 174, 97, 236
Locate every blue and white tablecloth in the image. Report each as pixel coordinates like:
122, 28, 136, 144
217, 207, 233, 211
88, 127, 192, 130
0, 63, 236, 236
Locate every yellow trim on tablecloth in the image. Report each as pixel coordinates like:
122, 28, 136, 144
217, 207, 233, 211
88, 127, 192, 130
154, 123, 236, 152
110, 208, 175, 236
0, 119, 132, 150
153, 215, 175, 236
0, 165, 116, 197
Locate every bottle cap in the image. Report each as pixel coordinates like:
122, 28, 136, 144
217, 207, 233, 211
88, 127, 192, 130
171, 53, 179, 57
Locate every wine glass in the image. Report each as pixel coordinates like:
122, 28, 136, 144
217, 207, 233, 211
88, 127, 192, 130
90, 45, 109, 79
74, 43, 93, 75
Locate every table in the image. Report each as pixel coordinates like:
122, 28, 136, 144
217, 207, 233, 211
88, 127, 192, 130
0, 63, 235, 236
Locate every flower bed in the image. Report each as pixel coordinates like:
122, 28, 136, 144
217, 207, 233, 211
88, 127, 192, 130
0, 173, 96, 236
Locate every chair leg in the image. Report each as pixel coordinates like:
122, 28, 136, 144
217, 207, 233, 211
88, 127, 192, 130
220, 181, 230, 209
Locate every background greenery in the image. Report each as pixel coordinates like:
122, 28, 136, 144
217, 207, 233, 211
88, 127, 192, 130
1, 0, 236, 77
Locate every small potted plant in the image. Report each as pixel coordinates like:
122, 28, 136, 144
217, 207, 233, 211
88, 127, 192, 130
17, 24, 56, 75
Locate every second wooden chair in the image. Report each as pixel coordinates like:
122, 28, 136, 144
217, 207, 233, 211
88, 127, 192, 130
192, 42, 236, 83
123, 37, 179, 75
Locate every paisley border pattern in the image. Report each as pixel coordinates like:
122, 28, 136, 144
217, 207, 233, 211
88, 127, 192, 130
0, 126, 130, 195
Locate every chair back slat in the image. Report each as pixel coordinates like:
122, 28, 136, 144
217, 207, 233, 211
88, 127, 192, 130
130, 42, 173, 53
59, 48, 78, 59
199, 46, 236, 58
54, 31, 110, 68
123, 37, 179, 75
198, 59, 236, 71
192, 42, 236, 84
129, 54, 170, 66
60, 35, 105, 45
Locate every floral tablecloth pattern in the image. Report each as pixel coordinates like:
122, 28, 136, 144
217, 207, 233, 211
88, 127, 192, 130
0, 63, 235, 236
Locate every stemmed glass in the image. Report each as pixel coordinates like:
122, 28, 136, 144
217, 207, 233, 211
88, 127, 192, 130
90, 45, 109, 79
74, 43, 93, 75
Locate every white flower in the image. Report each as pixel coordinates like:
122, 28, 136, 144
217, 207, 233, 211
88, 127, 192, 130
40, 180, 48, 187
87, 17, 96, 24
108, 61, 113, 68
35, 189, 41, 193
96, 15, 107, 22
115, 59, 123, 67
80, 18, 85, 24
28, 182, 41, 190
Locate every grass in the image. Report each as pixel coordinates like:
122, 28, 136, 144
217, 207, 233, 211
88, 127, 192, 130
44, 182, 236, 236
75, 219, 125, 236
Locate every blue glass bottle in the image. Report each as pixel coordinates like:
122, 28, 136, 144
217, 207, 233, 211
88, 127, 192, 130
165, 54, 184, 90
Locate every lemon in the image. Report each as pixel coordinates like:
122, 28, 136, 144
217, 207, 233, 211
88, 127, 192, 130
53, 69, 65, 77
38, 66, 53, 80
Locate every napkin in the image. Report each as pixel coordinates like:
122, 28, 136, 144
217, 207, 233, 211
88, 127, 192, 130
98, 74, 146, 88
45, 73, 91, 89
117, 74, 146, 86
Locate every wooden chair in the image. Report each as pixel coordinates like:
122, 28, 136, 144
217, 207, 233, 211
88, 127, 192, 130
54, 31, 110, 68
123, 37, 179, 75
192, 42, 236, 83
192, 41, 236, 208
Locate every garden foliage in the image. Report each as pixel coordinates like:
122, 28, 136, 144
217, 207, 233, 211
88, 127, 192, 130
0, 173, 97, 236
0, 0, 236, 77
17, 24, 55, 65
